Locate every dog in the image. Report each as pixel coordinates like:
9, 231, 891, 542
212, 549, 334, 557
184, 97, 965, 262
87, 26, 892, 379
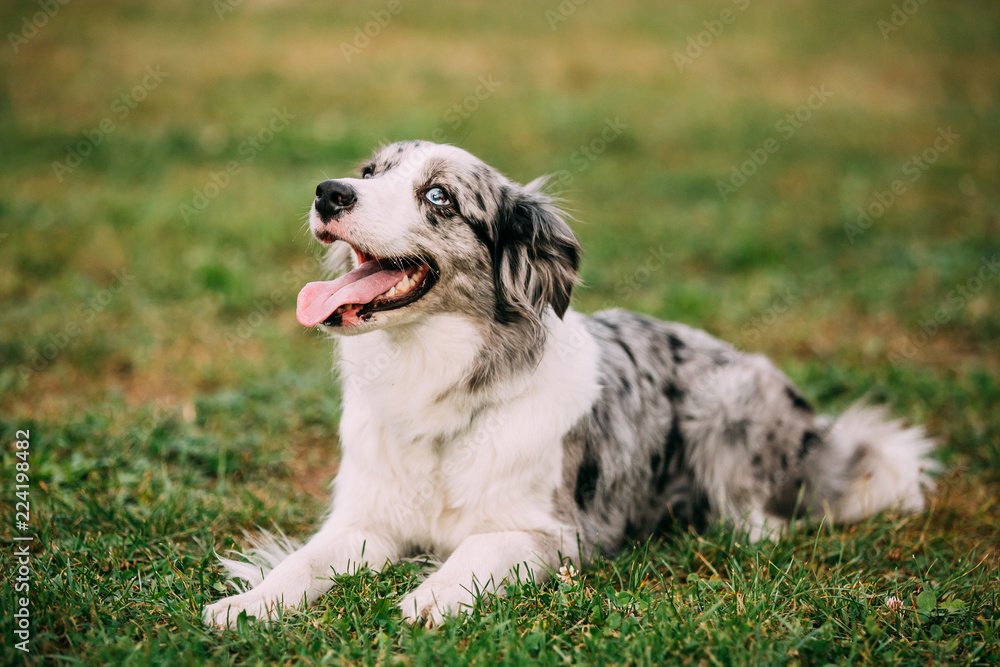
203, 140, 937, 628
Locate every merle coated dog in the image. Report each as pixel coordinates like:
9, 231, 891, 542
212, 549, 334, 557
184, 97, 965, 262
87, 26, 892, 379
204, 140, 936, 627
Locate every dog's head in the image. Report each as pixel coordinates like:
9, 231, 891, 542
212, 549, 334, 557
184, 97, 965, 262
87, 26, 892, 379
297, 141, 580, 338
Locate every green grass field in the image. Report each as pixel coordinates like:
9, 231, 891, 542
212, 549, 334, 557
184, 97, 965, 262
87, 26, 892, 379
2, 0, 999, 664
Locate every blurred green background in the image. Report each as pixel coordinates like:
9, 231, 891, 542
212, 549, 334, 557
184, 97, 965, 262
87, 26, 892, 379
1, 0, 998, 663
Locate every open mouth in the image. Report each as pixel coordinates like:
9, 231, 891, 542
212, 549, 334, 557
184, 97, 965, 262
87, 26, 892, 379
296, 248, 437, 328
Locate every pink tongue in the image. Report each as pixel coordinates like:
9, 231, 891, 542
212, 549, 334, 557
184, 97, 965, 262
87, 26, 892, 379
296, 260, 404, 326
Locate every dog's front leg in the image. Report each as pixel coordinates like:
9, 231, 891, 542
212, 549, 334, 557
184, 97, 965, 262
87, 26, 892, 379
203, 521, 398, 628
400, 529, 566, 625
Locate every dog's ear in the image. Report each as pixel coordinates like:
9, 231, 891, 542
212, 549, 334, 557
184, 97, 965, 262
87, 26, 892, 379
492, 178, 580, 332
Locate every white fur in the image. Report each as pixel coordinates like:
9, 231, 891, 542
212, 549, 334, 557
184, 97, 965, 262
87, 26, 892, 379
204, 310, 601, 627
826, 404, 939, 523
215, 530, 302, 590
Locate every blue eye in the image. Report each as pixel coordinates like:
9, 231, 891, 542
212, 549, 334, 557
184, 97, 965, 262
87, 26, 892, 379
424, 187, 450, 206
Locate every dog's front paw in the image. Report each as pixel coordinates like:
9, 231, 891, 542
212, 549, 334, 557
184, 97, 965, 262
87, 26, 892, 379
399, 580, 482, 627
203, 590, 291, 629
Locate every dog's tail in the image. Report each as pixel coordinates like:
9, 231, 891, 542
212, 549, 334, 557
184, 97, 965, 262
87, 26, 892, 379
215, 529, 302, 590
805, 404, 939, 523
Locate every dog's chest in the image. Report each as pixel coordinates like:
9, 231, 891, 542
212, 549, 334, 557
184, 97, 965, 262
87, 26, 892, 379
410, 431, 506, 551
336, 311, 603, 552
334, 412, 527, 555
344, 395, 566, 554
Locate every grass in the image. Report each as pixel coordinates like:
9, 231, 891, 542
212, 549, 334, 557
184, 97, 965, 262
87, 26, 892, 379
1, 0, 999, 663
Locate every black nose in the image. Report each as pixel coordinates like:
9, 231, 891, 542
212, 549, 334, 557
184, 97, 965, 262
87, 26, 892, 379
314, 179, 357, 219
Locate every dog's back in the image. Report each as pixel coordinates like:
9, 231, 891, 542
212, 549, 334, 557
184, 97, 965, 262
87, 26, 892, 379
564, 308, 936, 547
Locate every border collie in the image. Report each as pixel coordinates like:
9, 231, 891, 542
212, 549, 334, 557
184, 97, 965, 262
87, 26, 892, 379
203, 140, 936, 627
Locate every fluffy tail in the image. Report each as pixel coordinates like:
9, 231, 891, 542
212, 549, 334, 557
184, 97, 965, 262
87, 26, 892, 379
215, 529, 302, 591
811, 404, 939, 523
